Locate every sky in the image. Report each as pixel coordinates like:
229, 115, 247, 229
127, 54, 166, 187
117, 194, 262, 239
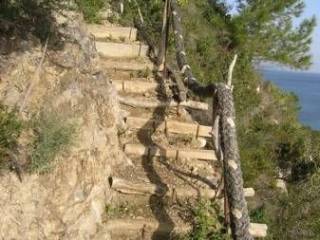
226, 0, 320, 73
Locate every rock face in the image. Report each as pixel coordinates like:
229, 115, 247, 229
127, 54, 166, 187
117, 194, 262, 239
0, 14, 125, 239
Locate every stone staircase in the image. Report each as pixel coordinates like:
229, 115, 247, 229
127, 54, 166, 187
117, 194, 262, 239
88, 23, 267, 240
88, 24, 148, 58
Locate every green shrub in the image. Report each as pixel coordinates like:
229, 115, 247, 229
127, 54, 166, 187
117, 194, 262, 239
0, 104, 22, 168
29, 111, 76, 173
182, 200, 231, 240
76, 0, 105, 23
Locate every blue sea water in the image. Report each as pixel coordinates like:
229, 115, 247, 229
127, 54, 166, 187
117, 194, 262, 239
260, 69, 320, 130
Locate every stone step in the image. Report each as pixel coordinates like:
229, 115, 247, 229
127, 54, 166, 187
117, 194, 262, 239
105, 218, 267, 239
124, 143, 217, 161
125, 116, 212, 138
96, 42, 148, 58
112, 79, 159, 93
87, 24, 137, 42
101, 57, 154, 71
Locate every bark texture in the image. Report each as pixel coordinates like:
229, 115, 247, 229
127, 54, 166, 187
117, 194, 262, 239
171, 0, 216, 97
134, 9, 187, 102
216, 83, 253, 240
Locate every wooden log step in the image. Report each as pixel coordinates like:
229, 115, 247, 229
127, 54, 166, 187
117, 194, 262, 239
108, 70, 154, 81
119, 96, 209, 111
112, 79, 158, 93
109, 177, 255, 198
124, 143, 217, 161
96, 42, 148, 58
105, 218, 190, 238
125, 116, 212, 138
249, 223, 268, 238
101, 57, 154, 71
87, 24, 137, 42
105, 218, 267, 238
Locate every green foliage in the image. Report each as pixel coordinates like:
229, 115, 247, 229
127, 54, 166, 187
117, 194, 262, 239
250, 206, 266, 223
231, 0, 316, 69
1, 0, 317, 237
178, 0, 189, 6
29, 111, 76, 173
0, 0, 66, 42
0, 104, 22, 168
75, 0, 105, 23
182, 200, 231, 240
269, 172, 320, 239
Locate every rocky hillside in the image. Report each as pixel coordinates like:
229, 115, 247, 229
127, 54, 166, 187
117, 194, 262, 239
0, 9, 130, 239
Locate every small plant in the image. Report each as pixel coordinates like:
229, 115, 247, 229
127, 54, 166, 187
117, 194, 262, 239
137, 67, 151, 78
0, 104, 23, 168
105, 202, 135, 219
29, 111, 76, 173
182, 200, 231, 240
250, 206, 265, 223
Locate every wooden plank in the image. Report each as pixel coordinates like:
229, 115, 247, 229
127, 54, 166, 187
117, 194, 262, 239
105, 219, 190, 238
125, 116, 212, 138
112, 80, 158, 93
96, 42, 148, 58
124, 143, 217, 161
105, 219, 266, 238
109, 177, 255, 198
87, 24, 137, 42
119, 96, 209, 111
101, 58, 154, 71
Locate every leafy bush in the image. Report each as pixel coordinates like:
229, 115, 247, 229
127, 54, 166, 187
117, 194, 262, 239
0, 0, 60, 42
75, 0, 106, 23
182, 200, 231, 240
29, 111, 76, 173
0, 104, 22, 168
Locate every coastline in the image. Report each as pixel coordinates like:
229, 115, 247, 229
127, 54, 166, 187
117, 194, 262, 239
259, 68, 320, 130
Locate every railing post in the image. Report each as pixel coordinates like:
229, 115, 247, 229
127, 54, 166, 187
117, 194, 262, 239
158, 0, 171, 74
215, 83, 253, 240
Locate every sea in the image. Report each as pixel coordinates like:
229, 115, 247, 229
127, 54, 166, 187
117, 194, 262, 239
260, 69, 320, 130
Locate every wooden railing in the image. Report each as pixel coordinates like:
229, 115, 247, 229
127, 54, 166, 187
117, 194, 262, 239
133, 1, 255, 239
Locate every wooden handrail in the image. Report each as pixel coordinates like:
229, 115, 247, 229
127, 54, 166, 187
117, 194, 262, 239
131, 0, 260, 239
169, 1, 255, 239
170, 0, 216, 97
